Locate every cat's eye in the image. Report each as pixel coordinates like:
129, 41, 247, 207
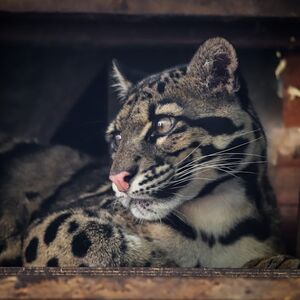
115, 134, 122, 144
155, 117, 175, 135
114, 134, 122, 146
111, 134, 122, 151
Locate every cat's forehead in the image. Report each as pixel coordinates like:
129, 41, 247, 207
114, 67, 187, 129
136, 66, 187, 94
114, 89, 159, 130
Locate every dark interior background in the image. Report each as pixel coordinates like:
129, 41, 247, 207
0, 5, 299, 254
0, 44, 281, 157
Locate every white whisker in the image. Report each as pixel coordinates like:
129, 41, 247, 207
175, 128, 262, 168
174, 160, 266, 181
176, 135, 264, 172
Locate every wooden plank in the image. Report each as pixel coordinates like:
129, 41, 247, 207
1, 267, 300, 278
1, 271, 300, 300
0, 0, 299, 17
281, 55, 300, 127
269, 166, 300, 205
269, 166, 300, 254
0, 14, 299, 49
279, 205, 298, 254
297, 191, 300, 258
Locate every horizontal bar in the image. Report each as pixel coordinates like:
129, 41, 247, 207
0, 0, 299, 18
1, 267, 300, 278
0, 14, 299, 49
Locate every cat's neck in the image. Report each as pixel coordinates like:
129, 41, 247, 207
177, 179, 256, 235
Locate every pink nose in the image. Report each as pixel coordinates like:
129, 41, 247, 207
109, 171, 130, 192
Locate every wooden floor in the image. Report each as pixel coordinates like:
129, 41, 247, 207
0, 268, 300, 300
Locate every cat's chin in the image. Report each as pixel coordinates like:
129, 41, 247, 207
128, 197, 173, 221
113, 185, 180, 220
130, 203, 163, 221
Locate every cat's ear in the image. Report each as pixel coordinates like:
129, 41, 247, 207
111, 59, 132, 100
187, 37, 239, 94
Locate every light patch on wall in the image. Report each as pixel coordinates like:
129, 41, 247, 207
287, 85, 300, 101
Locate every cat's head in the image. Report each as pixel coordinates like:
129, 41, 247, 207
106, 37, 264, 220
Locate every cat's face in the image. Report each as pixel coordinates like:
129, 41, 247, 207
106, 38, 262, 221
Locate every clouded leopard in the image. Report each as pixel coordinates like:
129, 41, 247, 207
1, 37, 292, 268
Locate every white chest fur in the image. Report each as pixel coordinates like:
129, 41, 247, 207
179, 179, 255, 235
169, 179, 275, 267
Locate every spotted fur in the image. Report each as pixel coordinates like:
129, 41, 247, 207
0, 38, 286, 267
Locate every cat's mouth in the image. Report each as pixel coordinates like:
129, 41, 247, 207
115, 190, 181, 220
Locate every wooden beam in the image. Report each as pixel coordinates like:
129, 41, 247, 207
297, 190, 300, 258
0, 0, 299, 18
281, 55, 300, 127
1, 268, 300, 299
1, 267, 300, 277
0, 14, 299, 49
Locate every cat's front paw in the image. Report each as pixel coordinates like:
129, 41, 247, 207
243, 254, 300, 269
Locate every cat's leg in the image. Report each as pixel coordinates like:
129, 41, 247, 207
22, 208, 172, 267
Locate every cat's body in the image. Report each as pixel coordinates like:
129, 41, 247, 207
0, 38, 286, 268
